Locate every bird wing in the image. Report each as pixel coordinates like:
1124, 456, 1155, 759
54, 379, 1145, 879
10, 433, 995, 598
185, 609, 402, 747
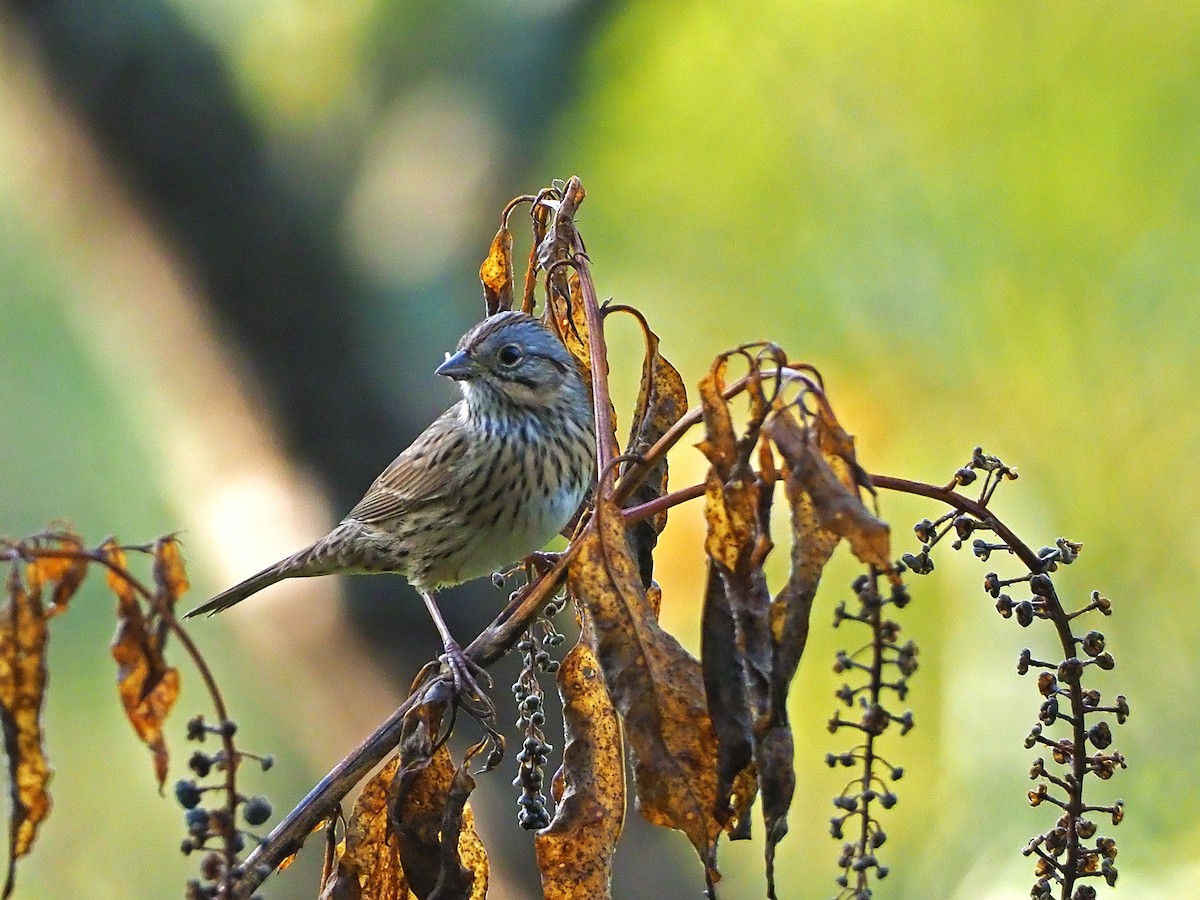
345, 403, 471, 525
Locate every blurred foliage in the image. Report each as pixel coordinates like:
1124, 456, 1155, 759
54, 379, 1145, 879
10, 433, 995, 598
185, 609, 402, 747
2, 0, 1198, 897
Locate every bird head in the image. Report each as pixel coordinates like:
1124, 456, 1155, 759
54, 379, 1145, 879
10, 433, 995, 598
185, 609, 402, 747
436, 311, 587, 411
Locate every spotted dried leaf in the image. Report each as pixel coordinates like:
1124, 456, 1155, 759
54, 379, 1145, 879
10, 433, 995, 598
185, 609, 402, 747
321, 755, 405, 900
0, 564, 51, 900
150, 536, 187, 655
480, 223, 514, 315
699, 562, 756, 838
770, 403, 891, 571
766, 407, 892, 575
618, 306, 688, 585
24, 533, 87, 617
569, 491, 722, 884
105, 541, 180, 789
380, 697, 487, 900
542, 269, 618, 458
535, 641, 625, 899
698, 355, 792, 862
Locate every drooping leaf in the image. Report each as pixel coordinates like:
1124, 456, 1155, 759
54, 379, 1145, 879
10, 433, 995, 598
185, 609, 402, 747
521, 198, 552, 315
762, 410, 841, 708
617, 306, 688, 586
768, 404, 892, 573
543, 270, 595, 391
697, 354, 793, 869
426, 759, 487, 900
323, 692, 487, 900
699, 562, 756, 839
321, 755, 405, 900
542, 268, 619, 462
105, 541, 180, 789
479, 223, 514, 315
150, 536, 187, 657
535, 641, 625, 899
0, 564, 51, 900
569, 491, 722, 884
24, 533, 87, 617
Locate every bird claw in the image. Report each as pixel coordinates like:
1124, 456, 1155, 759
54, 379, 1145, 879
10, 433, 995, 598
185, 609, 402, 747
522, 551, 563, 577
439, 640, 494, 715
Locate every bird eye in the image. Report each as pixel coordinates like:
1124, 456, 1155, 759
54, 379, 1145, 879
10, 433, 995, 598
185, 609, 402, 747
497, 344, 523, 366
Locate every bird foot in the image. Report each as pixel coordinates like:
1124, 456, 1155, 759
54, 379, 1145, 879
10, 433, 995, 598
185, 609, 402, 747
439, 640, 494, 715
522, 551, 563, 577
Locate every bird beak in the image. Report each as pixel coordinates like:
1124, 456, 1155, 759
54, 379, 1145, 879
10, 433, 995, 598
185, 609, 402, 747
435, 349, 477, 381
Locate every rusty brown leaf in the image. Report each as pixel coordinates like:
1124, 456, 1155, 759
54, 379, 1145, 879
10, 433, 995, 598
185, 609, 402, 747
105, 541, 180, 789
24, 533, 87, 617
542, 268, 618, 462
617, 306, 688, 586
766, 406, 892, 577
543, 270, 594, 389
535, 641, 625, 899
323, 690, 487, 900
321, 755, 405, 900
388, 697, 487, 900
699, 562, 756, 839
697, 354, 792, 858
0, 564, 51, 900
479, 223, 514, 315
520, 198, 552, 314
569, 490, 722, 884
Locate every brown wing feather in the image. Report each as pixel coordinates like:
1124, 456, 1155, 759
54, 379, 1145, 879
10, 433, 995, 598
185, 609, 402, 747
345, 402, 470, 524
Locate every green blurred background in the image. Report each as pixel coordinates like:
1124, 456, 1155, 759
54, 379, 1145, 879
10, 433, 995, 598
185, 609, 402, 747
1, 1, 1196, 897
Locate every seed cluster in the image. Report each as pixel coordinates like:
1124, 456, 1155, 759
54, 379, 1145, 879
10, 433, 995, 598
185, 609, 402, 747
826, 570, 915, 898
510, 596, 567, 831
177, 714, 275, 899
904, 448, 1126, 899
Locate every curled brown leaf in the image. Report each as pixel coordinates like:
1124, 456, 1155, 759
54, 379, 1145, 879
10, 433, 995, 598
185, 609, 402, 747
535, 641, 625, 899
698, 354, 791, 860
0, 564, 51, 900
615, 305, 688, 586
321, 756, 404, 900
480, 223, 514, 316
105, 541, 180, 790
569, 491, 722, 884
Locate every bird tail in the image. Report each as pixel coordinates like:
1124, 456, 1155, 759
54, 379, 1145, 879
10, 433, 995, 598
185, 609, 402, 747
184, 525, 357, 618
184, 562, 292, 618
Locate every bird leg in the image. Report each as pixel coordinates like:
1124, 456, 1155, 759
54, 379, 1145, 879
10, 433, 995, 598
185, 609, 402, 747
419, 590, 493, 712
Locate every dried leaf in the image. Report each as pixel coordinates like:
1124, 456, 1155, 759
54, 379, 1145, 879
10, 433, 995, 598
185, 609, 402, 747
535, 641, 625, 899
322, 756, 406, 900
24, 536, 87, 617
520, 199, 551, 315
697, 356, 791, 858
150, 537, 187, 656
427, 762, 487, 900
699, 562, 756, 839
543, 270, 595, 390
380, 697, 487, 900
0, 564, 51, 900
569, 491, 722, 883
393, 747, 487, 900
618, 307, 688, 585
479, 223, 514, 315
105, 541, 180, 789
766, 407, 891, 575
542, 268, 618, 459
